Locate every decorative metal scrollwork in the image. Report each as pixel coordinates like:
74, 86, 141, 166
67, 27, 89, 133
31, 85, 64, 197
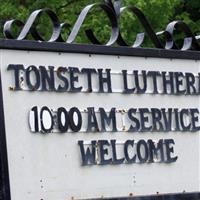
4, 8, 61, 42
3, 0, 200, 51
66, 2, 119, 46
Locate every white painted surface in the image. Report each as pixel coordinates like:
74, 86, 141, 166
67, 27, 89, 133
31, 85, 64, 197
0, 49, 199, 200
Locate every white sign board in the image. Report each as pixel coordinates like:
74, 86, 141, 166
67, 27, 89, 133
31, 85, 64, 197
0, 47, 199, 200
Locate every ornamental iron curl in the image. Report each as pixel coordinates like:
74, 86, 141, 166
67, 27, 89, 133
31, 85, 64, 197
3, 0, 200, 51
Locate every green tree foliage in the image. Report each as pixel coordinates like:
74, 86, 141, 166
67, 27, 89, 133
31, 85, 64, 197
0, 0, 199, 47
174, 0, 200, 35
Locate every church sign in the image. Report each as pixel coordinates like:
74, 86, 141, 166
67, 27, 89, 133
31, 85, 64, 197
0, 40, 199, 200
0, 1, 200, 199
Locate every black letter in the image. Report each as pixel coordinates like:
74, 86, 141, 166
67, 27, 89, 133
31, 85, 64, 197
69, 107, 82, 132
151, 108, 164, 131
139, 108, 152, 132
185, 73, 196, 95
25, 65, 40, 90
124, 140, 136, 164
174, 72, 186, 95
69, 67, 82, 92
78, 140, 96, 165
40, 66, 55, 91
99, 140, 112, 165
174, 108, 180, 131
98, 69, 112, 93
57, 107, 69, 132
127, 108, 140, 132
162, 72, 174, 94
87, 107, 99, 132
147, 71, 161, 94
165, 139, 178, 163
137, 140, 149, 163
40, 106, 54, 133
111, 140, 124, 164
7, 64, 24, 90
81, 68, 96, 92
134, 70, 147, 94
190, 109, 200, 132
57, 67, 69, 92
180, 109, 191, 131
99, 107, 117, 132
162, 108, 173, 132
148, 139, 164, 163
122, 70, 135, 93
198, 73, 200, 94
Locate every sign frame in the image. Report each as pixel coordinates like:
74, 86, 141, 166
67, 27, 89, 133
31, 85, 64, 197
0, 39, 200, 200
